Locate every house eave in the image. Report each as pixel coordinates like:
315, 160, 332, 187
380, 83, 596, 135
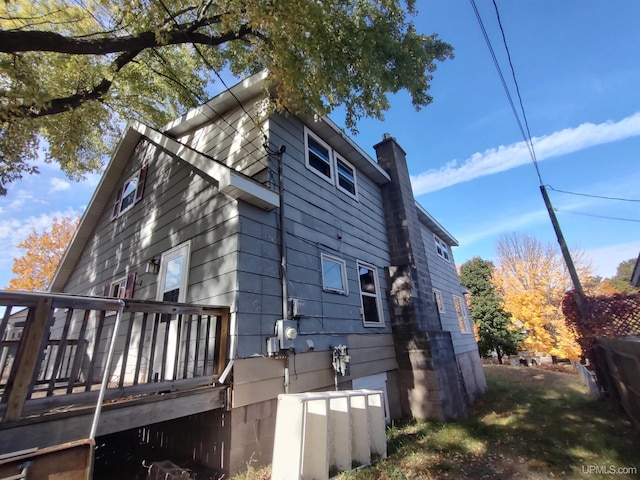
163, 70, 269, 137
415, 202, 459, 247
301, 114, 391, 186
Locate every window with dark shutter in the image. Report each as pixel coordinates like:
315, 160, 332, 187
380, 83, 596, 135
111, 163, 148, 220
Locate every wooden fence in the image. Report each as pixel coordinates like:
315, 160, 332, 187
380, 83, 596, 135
597, 336, 640, 430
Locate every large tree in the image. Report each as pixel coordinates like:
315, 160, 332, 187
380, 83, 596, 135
6, 216, 78, 291
459, 257, 524, 364
492, 233, 593, 360
0, 0, 453, 194
607, 258, 640, 294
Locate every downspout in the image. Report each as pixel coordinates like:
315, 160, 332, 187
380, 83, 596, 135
266, 142, 290, 393
278, 145, 288, 322
277, 146, 291, 394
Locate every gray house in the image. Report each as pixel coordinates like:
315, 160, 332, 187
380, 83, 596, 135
50, 71, 485, 474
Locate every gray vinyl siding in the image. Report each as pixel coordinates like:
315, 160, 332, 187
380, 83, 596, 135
62, 138, 240, 310
231, 112, 392, 358
61, 105, 393, 372
272, 114, 391, 336
420, 226, 478, 354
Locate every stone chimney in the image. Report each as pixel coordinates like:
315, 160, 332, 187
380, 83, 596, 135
374, 134, 469, 421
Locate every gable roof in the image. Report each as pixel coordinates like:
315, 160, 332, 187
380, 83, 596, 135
50, 122, 278, 293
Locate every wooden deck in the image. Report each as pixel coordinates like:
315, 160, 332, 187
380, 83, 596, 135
0, 291, 230, 456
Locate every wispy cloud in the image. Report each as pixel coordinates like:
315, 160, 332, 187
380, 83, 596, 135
49, 178, 71, 193
411, 112, 640, 195
457, 208, 549, 246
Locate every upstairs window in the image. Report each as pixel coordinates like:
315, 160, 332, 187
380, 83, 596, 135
434, 234, 450, 262
358, 261, 383, 327
112, 164, 148, 219
304, 127, 359, 199
321, 254, 348, 294
305, 131, 332, 181
336, 155, 357, 197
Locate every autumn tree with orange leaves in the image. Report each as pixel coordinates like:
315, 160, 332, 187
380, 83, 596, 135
7, 216, 78, 291
492, 233, 594, 360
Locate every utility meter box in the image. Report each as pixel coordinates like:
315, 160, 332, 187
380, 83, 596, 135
276, 319, 298, 350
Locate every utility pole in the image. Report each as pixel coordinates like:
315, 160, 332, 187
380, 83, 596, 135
540, 185, 587, 316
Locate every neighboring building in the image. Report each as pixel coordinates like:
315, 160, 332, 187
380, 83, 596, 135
49, 71, 485, 474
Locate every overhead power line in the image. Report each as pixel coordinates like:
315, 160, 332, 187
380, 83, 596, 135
469, 0, 542, 184
472, 1, 588, 304
554, 208, 640, 224
547, 185, 640, 203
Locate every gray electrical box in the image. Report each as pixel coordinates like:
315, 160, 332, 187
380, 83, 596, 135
266, 337, 279, 357
291, 298, 309, 318
276, 319, 298, 350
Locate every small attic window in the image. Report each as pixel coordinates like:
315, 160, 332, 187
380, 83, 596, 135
111, 164, 148, 219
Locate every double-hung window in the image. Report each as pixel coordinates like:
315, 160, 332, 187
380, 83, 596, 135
321, 254, 348, 294
112, 164, 148, 219
335, 155, 357, 197
453, 295, 472, 334
305, 127, 358, 198
358, 261, 383, 327
434, 234, 450, 262
305, 131, 332, 181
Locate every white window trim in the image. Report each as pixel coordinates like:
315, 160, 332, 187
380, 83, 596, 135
453, 294, 472, 334
304, 126, 359, 200
334, 153, 358, 199
433, 289, 445, 314
110, 276, 128, 298
304, 127, 334, 184
434, 234, 451, 262
111, 164, 148, 220
156, 241, 192, 303
119, 171, 139, 216
357, 261, 384, 327
321, 253, 348, 295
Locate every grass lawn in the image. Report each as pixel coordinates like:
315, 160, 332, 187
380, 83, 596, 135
234, 364, 640, 480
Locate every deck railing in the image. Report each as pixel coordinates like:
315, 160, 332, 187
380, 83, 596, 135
0, 291, 230, 424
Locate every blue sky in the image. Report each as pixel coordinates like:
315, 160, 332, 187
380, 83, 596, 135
1, 0, 639, 288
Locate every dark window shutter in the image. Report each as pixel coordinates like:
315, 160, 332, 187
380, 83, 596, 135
103, 283, 111, 297
135, 164, 148, 204
111, 186, 123, 220
124, 272, 137, 299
